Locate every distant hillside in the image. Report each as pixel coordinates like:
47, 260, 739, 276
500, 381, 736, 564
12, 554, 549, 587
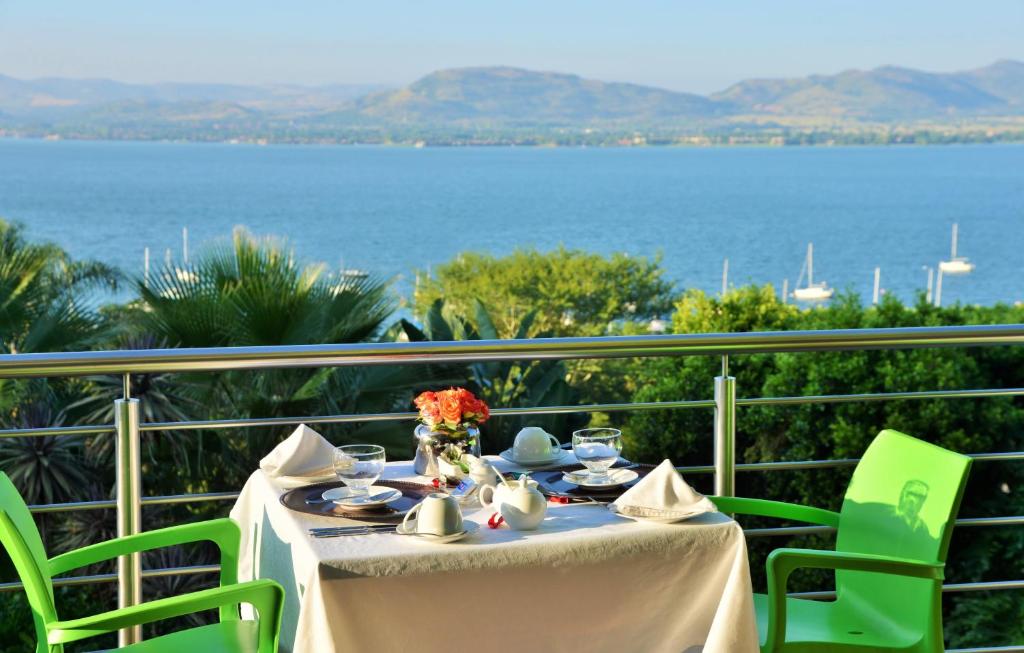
348, 67, 721, 124
2, 61, 1023, 144
712, 61, 1024, 119
0, 74, 386, 116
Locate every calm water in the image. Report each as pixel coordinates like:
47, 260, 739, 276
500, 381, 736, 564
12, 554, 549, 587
1, 139, 1023, 307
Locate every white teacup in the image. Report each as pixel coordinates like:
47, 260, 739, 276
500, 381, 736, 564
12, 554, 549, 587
402, 493, 464, 536
512, 427, 561, 462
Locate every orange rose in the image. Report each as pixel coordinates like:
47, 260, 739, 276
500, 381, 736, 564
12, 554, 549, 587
439, 389, 463, 426
414, 391, 437, 410
473, 398, 490, 423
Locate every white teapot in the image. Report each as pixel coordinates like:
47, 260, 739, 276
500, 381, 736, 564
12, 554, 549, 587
479, 474, 547, 530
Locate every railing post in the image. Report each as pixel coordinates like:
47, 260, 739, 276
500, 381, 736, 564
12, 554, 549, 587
714, 356, 736, 497
115, 373, 142, 646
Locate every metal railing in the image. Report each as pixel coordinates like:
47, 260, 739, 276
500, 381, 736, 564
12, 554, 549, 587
1, 324, 1023, 650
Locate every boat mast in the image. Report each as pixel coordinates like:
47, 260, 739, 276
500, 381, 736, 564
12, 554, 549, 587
951, 223, 958, 259
807, 243, 814, 286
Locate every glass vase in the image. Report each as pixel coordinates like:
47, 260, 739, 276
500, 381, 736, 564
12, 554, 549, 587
413, 424, 481, 477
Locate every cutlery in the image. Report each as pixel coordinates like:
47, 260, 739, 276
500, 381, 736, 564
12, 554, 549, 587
309, 524, 397, 533
309, 525, 397, 538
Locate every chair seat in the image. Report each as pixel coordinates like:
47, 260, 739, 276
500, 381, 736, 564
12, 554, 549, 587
99, 620, 259, 653
754, 593, 924, 652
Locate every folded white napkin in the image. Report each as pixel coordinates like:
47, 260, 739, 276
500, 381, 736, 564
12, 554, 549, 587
259, 424, 335, 478
612, 459, 717, 519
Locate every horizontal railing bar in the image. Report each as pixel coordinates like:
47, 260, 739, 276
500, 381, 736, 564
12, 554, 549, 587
136, 400, 715, 432
28, 499, 116, 513
0, 564, 221, 593
8, 387, 1024, 439
10, 389, 1024, 440
0, 424, 113, 439
28, 492, 242, 514
956, 516, 1024, 528
2, 324, 1023, 378
745, 525, 836, 537
738, 387, 1024, 407
143, 492, 241, 506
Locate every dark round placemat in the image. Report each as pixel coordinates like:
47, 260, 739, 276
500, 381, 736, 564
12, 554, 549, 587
280, 479, 436, 524
531, 465, 655, 499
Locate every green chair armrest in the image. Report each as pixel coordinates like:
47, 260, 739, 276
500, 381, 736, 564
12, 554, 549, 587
763, 548, 944, 652
47, 579, 283, 652
48, 518, 239, 578
708, 496, 840, 528
48, 518, 242, 622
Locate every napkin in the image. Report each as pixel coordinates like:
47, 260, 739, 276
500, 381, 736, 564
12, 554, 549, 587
259, 424, 335, 479
612, 459, 717, 519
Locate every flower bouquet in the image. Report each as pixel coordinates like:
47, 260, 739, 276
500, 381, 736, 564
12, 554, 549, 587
412, 388, 490, 477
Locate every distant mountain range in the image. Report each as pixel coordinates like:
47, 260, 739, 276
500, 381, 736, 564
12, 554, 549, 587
2, 61, 1023, 145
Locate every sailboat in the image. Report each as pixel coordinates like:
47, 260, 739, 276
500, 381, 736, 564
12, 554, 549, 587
939, 223, 975, 275
792, 243, 834, 301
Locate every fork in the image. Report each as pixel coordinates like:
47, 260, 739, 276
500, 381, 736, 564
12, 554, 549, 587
309, 525, 397, 538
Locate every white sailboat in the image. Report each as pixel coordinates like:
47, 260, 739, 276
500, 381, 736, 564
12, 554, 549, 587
939, 223, 975, 275
792, 243, 834, 301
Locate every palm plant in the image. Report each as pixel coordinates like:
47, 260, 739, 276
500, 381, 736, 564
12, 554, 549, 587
0, 219, 119, 355
131, 228, 427, 483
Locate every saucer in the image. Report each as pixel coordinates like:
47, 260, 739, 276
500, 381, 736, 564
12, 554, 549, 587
562, 468, 639, 488
322, 486, 404, 508
499, 448, 574, 468
607, 503, 709, 524
395, 519, 481, 543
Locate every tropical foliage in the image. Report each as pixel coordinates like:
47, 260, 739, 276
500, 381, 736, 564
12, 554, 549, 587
0, 227, 1021, 649
413, 247, 673, 338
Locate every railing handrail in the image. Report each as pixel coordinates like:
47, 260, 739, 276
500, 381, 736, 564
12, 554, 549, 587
2, 323, 1024, 377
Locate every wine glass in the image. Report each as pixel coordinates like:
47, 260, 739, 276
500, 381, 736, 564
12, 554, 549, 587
333, 444, 386, 502
572, 428, 623, 484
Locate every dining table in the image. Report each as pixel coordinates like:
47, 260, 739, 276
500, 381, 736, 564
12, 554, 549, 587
229, 455, 760, 653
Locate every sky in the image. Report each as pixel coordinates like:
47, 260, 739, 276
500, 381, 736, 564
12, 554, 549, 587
1, 0, 1022, 94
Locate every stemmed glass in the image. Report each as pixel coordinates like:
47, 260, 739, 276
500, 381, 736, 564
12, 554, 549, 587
572, 428, 623, 484
333, 444, 386, 502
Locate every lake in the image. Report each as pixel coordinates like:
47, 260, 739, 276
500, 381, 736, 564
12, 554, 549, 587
1, 139, 1022, 307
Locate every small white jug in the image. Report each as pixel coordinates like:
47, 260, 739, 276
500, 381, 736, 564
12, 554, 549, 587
479, 475, 547, 530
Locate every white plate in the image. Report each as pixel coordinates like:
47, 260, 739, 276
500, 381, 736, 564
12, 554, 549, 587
562, 468, 639, 488
321, 485, 404, 508
498, 448, 575, 468
607, 503, 709, 524
271, 472, 337, 489
395, 520, 481, 543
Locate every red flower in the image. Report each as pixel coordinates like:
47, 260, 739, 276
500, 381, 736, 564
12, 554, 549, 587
439, 389, 463, 425
415, 387, 490, 431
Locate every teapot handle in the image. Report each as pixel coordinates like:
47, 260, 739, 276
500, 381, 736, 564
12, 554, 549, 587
548, 434, 561, 452
401, 502, 422, 532
479, 484, 496, 510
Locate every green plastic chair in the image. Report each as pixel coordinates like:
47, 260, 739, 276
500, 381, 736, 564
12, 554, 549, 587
711, 429, 971, 653
0, 472, 284, 652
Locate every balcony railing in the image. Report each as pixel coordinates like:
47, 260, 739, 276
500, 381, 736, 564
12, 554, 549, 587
1, 324, 1023, 651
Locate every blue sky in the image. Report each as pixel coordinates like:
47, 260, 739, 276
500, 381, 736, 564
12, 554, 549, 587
1, 0, 1022, 93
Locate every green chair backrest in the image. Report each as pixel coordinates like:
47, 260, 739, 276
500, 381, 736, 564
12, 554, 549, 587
836, 430, 971, 633
0, 472, 58, 653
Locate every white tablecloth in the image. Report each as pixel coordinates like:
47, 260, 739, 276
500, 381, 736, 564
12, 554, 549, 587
229, 457, 759, 653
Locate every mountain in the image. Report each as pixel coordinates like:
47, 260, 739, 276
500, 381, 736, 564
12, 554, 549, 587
955, 59, 1024, 107
0, 74, 386, 116
348, 67, 720, 124
712, 61, 1023, 120
1, 61, 1023, 144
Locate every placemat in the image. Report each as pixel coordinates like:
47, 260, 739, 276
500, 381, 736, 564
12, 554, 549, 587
279, 479, 436, 523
